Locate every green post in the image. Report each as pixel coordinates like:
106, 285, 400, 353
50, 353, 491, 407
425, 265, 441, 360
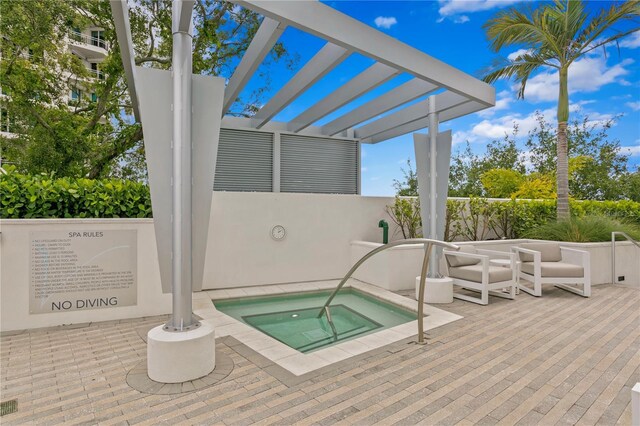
378, 219, 389, 244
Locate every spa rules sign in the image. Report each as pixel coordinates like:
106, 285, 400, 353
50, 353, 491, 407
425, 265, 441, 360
29, 230, 137, 314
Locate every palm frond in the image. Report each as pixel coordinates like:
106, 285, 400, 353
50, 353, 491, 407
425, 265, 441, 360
484, 6, 564, 59
573, 0, 640, 58
482, 51, 555, 99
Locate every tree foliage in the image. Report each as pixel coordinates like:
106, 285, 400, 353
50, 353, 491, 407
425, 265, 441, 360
482, 0, 640, 219
449, 113, 638, 201
480, 168, 524, 198
449, 130, 525, 197
0, 0, 295, 180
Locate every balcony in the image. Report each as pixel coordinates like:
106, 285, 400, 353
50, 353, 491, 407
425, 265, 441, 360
89, 68, 105, 80
68, 30, 109, 59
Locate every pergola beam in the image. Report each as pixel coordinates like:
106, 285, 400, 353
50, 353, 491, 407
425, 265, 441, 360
252, 43, 350, 128
363, 100, 485, 144
235, 0, 494, 106
177, 0, 195, 33
288, 63, 398, 133
354, 91, 469, 140
320, 78, 437, 136
110, 0, 140, 122
222, 17, 285, 115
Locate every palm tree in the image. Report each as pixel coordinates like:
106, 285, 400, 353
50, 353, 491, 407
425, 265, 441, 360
482, 0, 639, 219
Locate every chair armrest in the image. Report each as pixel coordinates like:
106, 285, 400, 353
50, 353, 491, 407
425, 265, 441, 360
443, 251, 490, 280
560, 246, 590, 266
476, 248, 511, 258
512, 247, 541, 267
512, 247, 539, 255
443, 250, 489, 261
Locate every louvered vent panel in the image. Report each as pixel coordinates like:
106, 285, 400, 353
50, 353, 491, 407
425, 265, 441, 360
281, 134, 359, 194
214, 129, 273, 192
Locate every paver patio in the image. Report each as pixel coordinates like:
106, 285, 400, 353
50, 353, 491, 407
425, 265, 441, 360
1, 283, 638, 425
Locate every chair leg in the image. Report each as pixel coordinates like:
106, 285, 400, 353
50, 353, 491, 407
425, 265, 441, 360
584, 276, 591, 297
453, 292, 488, 305
555, 278, 591, 298
534, 275, 542, 297
481, 287, 489, 305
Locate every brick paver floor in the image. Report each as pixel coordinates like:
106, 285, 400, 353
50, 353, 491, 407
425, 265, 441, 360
1, 283, 638, 425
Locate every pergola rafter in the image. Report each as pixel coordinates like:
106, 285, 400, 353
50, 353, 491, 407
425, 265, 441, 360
288, 62, 399, 133
222, 17, 285, 115
251, 42, 351, 128
354, 91, 470, 141
113, 0, 495, 144
320, 78, 439, 137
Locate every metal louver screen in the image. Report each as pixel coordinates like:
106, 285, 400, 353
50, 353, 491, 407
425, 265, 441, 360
214, 129, 273, 192
281, 134, 359, 194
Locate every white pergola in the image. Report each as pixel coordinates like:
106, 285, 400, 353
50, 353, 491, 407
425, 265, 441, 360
110, 0, 494, 367
115, 1, 494, 144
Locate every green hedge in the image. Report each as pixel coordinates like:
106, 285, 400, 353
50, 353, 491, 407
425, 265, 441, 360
443, 197, 640, 241
0, 170, 152, 218
3, 170, 639, 235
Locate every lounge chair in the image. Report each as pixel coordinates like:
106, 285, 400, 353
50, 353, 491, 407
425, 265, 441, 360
513, 243, 591, 298
443, 246, 517, 305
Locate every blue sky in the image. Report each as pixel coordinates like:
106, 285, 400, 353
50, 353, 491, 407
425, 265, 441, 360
236, 1, 640, 196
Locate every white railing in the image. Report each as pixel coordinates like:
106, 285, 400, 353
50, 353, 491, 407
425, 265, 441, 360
611, 231, 640, 284
68, 30, 109, 51
89, 68, 104, 80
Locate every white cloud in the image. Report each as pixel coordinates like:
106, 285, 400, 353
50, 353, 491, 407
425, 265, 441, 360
374, 16, 397, 29
620, 32, 640, 49
478, 90, 512, 118
453, 105, 614, 145
621, 144, 640, 157
507, 49, 532, 61
518, 54, 633, 102
438, 0, 523, 21
453, 15, 470, 24
626, 101, 640, 111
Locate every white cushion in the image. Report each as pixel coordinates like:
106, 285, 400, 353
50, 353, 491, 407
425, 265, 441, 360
520, 261, 584, 278
518, 243, 562, 262
449, 264, 512, 283
446, 246, 481, 267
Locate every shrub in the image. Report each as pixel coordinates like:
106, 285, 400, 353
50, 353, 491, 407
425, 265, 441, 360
480, 169, 524, 198
385, 196, 422, 239
523, 216, 640, 242
0, 168, 152, 218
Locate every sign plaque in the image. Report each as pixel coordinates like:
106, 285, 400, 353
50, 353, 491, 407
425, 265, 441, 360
29, 230, 137, 314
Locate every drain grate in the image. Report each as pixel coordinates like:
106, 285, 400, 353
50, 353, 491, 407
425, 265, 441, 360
1, 399, 17, 416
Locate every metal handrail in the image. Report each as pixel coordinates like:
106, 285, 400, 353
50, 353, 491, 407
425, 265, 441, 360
318, 238, 460, 345
68, 30, 110, 51
611, 231, 640, 285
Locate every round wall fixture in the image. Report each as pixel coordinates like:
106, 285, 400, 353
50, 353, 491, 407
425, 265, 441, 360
271, 225, 286, 241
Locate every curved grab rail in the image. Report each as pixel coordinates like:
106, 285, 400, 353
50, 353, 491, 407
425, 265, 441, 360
611, 231, 640, 285
318, 238, 460, 344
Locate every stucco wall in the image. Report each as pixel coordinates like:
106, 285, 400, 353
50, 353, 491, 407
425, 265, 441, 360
2, 192, 638, 331
0, 218, 172, 332
202, 192, 399, 289
0, 193, 399, 331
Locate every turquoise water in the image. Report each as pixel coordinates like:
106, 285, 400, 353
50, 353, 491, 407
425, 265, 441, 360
214, 289, 417, 353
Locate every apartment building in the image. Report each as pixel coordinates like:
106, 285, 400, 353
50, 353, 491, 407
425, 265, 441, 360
0, 26, 109, 139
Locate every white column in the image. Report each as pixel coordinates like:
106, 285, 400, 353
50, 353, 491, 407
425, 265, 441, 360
168, 0, 195, 331
427, 96, 440, 277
